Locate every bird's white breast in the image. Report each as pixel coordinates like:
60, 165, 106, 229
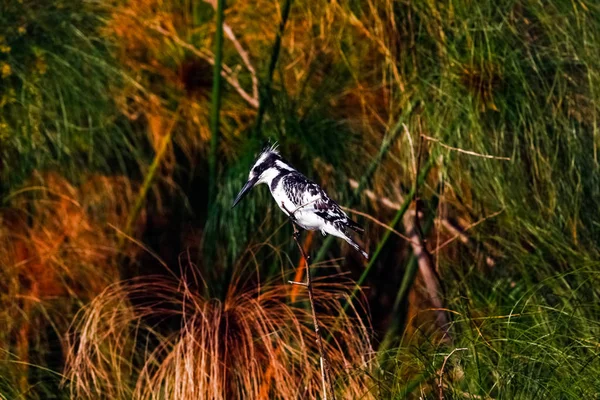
293, 211, 325, 230
270, 178, 324, 231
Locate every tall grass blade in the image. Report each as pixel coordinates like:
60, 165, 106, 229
208, 0, 225, 209
120, 108, 181, 249
253, 0, 294, 135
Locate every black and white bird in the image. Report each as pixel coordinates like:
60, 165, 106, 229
232, 145, 368, 259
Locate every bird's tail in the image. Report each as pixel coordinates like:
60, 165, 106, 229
342, 235, 369, 260
346, 218, 364, 235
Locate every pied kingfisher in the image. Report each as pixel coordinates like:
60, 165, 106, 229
232, 145, 368, 259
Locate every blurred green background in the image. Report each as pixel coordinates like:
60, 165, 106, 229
1, 0, 600, 398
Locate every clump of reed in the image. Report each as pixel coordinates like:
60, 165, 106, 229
64, 257, 375, 399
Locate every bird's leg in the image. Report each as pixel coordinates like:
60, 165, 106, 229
291, 221, 304, 242
292, 229, 301, 241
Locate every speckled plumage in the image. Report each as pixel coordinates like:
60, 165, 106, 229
232, 145, 368, 259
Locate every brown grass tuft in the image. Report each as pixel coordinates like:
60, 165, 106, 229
65, 259, 377, 399
0, 172, 140, 392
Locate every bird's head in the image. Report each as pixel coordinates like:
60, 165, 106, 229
232, 143, 285, 208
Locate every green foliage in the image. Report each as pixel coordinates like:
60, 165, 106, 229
378, 264, 600, 399
360, 1, 600, 397
0, 0, 143, 193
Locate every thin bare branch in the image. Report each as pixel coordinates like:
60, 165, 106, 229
403, 210, 452, 342
438, 348, 468, 400
347, 178, 402, 210
222, 24, 259, 100
282, 202, 337, 400
150, 23, 258, 108
348, 178, 501, 268
342, 206, 419, 245
120, 7, 260, 109
201, 0, 259, 100
422, 135, 511, 161
434, 209, 504, 254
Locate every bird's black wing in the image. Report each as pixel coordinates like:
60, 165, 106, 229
312, 186, 364, 234
283, 172, 364, 233
282, 173, 318, 208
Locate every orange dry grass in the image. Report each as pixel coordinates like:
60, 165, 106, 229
106, 0, 259, 162
65, 262, 377, 399
104, 0, 410, 177
0, 172, 140, 391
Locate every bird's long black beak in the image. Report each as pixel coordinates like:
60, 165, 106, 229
232, 178, 257, 208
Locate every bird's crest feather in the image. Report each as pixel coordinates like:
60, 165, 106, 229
260, 141, 280, 155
